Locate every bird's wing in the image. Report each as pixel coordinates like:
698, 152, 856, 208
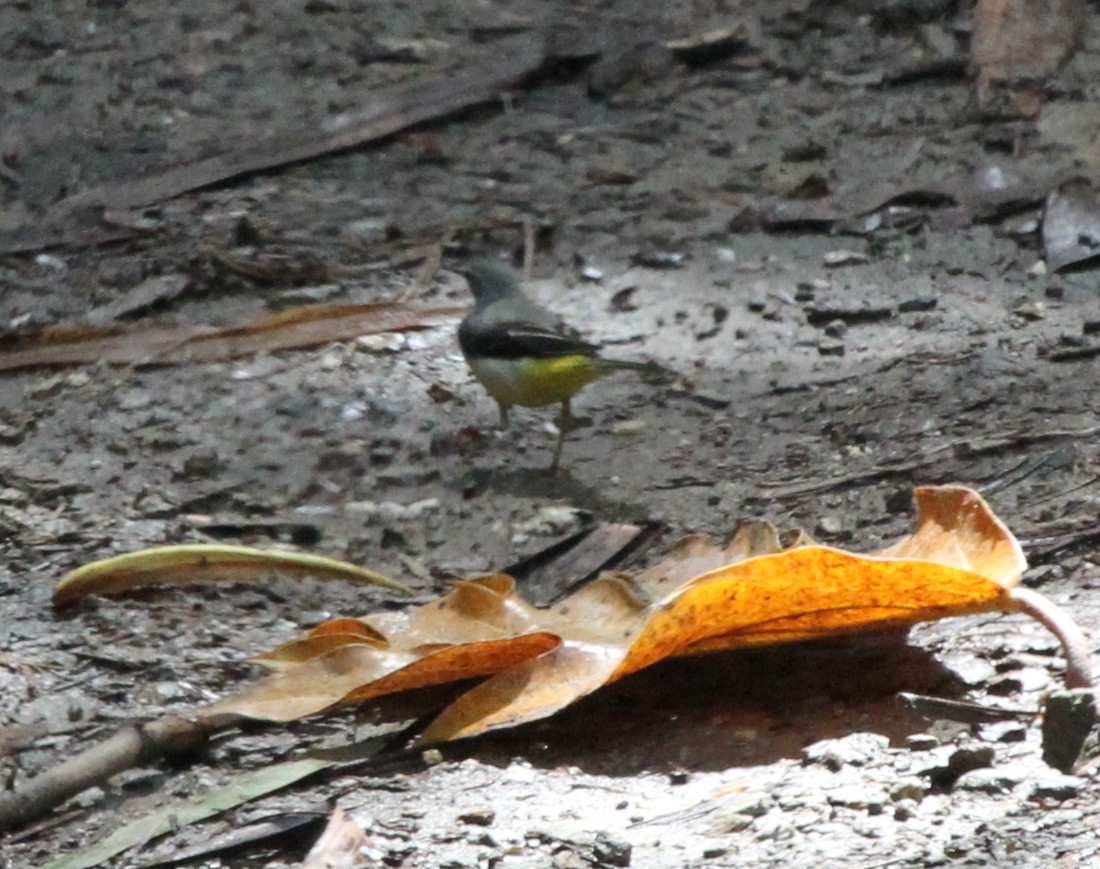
459, 317, 600, 360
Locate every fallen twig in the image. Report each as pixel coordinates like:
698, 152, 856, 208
763, 426, 1100, 498
58, 37, 548, 215
0, 715, 217, 834
0, 37, 549, 256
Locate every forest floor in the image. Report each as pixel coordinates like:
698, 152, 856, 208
2, 1, 1100, 867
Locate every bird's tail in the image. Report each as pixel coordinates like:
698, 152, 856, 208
596, 357, 676, 384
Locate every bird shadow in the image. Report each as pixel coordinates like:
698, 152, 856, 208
456, 466, 651, 522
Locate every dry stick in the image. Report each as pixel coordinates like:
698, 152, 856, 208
763, 425, 1100, 499
521, 216, 536, 282
0, 714, 220, 834
59, 39, 548, 214
0, 37, 549, 255
2, 26, 753, 256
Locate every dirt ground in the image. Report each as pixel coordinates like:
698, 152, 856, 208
3, 1, 1100, 867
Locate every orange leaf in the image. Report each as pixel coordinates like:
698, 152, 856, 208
197, 485, 1087, 741
209, 634, 561, 722
615, 546, 1010, 678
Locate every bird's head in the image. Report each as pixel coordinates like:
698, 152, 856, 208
462, 259, 521, 304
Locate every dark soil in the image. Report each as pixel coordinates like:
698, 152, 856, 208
2, 1, 1099, 867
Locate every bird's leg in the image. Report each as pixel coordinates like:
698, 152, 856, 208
496, 402, 511, 430
550, 398, 571, 473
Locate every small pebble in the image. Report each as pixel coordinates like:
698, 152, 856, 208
947, 745, 995, 777
954, 767, 1022, 795
458, 809, 495, 826
593, 832, 632, 867
803, 733, 889, 770
823, 249, 868, 267
890, 779, 925, 802
905, 733, 940, 751
1031, 772, 1083, 801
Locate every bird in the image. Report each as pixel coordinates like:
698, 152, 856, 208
457, 259, 662, 471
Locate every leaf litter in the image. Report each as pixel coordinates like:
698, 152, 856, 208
0, 301, 464, 372
52, 485, 1087, 743
192, 485, 1088, 744
16, 484, 1093, 868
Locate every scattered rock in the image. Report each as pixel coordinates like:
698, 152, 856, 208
317, 443, 367, 471
1013, 300, 1045, 321
898, 296, 938, 313
1030, 772, 1083, 801
683, 389, 731, 410
275, 283, 344, 304
890, 779, 925, 802
940, 653, 996, 686
343, 216, 394, 244
457, 809, 495, 826
947, 745, 996, 777
631, 250, 685, 269
608, 286, 638, 311
511, 506, 586, 544
427, 382, 458, 404
346, 497, 441, 522
356, 333, 406, 353
1042, 179, 1100, 273
592, 832, 632, 867
1042, 689, 1098, 773
954, 766, 1025, 795
180, 448, 221, 479
29, 375, 67, 400
822, 249, 869, 267
806, 304, 894, 326
827, 786, 887, 814
376, 465, 442, 487
803, 733, 889, 770
588, 40, 676, 101
0, 421, 26, 445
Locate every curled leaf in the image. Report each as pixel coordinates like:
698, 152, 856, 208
52, 544, 409, 609
81, 486, 1088, 745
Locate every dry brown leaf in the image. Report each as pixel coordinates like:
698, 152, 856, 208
0, 302, 463, 372
190, 486, 1085, 742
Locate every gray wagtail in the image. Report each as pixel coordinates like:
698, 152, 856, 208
458, 260, 662, 471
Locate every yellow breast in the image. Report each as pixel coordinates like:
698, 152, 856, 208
467, 355, 605, 407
